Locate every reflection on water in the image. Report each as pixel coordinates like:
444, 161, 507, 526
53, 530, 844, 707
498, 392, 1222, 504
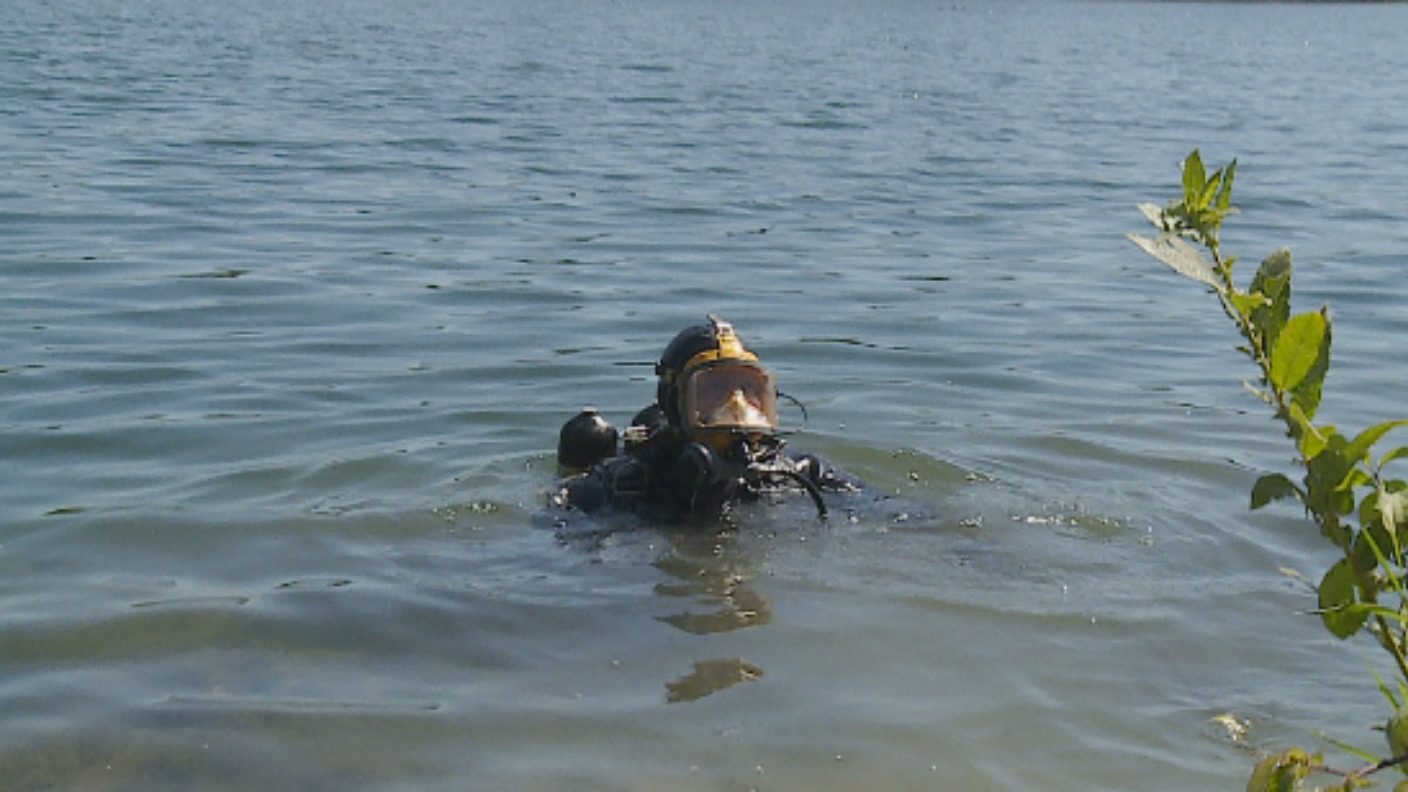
548, 446, 966, 705
654, 533, 774, 636
666, 659, 765, 705
654, 529, 774, 702
553, 506, 782, 702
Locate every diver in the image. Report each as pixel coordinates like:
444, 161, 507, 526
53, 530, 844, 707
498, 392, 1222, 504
552, 315, 855, 521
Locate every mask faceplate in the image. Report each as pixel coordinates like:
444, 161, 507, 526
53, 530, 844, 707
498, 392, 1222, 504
681, 362, 778, 435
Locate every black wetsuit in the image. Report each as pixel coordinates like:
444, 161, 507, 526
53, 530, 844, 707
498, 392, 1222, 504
553, 407, 854, 521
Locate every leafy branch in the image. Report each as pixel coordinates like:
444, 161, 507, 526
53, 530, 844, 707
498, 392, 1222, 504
1130, 151, 1408, 791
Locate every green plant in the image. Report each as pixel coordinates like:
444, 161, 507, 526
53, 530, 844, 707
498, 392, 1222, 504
1129, 151, 1408, 791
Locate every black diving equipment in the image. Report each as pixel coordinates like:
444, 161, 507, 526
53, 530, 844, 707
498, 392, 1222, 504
554, 316, 846, 521
557, 407, 618, 471
679, 434, 827, 519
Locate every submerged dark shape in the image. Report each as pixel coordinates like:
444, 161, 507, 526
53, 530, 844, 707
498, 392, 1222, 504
551, 315, 857, 522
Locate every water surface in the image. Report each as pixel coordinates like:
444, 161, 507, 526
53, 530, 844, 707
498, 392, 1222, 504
4, 0, 1408, 789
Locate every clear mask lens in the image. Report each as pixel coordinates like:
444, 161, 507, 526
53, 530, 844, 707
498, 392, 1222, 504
684, 364, 778, 433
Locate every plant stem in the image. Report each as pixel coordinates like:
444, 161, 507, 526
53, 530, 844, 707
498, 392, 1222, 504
1205, 241, 1408, 685
1375, 613, 1408, 683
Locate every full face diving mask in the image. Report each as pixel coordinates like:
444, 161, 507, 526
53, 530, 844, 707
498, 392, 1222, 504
679, 360, 779, 441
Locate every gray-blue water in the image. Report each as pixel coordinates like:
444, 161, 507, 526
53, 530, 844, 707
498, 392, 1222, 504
4, 0, 1408, 789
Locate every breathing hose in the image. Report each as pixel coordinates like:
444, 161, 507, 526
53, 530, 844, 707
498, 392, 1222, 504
775, 467, 828, 520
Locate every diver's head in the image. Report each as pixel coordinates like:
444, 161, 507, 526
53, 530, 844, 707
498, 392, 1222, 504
655, 315, 779, 451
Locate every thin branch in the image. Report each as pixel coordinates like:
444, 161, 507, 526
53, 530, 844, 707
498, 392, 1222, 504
1347, 747, 1408, 781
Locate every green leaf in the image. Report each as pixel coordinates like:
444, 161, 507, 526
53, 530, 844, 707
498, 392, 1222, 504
1337, 601, 1408, 626
1250, 249, 1293, 349
1230, 290, 1269, 321
1313, 727, 1381, 767
1359, 490, 1385, 531
1251, 473, 1303, 510
1269, 309, 1328, 396
1183, 150, 1207, 205
1198, 175, 1221, 213
1126, 232, 1221, 288
1215, 159, 1238, 212
1382, 446, 1408, 470
1306, 434, 1356, 523
1290, 309, 1331, 421
1389, 708, 1408, 758
1346, 468, 1374, 489
1251, 248, 1293, 295
1318, 557, 1368, 639
1372, 668, 1403, 710
1347, 420, 1408, 466
1352, 519, 1392, 576
1247, 747, 1313, 792
1287, 403, 1329, 459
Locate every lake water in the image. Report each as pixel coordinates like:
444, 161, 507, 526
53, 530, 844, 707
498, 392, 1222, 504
4, 0, 1408, 789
